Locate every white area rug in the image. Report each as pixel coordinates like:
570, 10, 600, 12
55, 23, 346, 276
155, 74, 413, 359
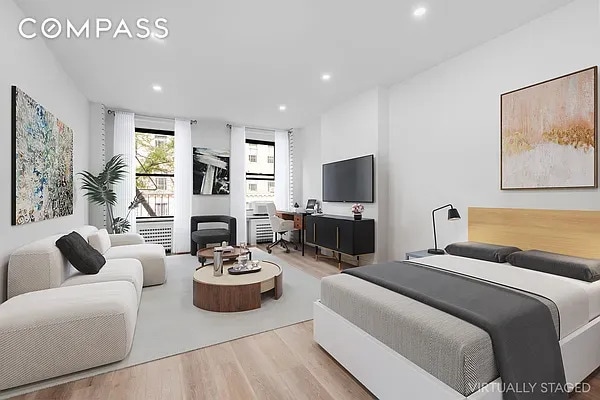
1, 249, 320, 399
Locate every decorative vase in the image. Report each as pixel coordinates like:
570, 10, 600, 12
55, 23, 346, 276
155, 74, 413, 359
353, 213, 362, 220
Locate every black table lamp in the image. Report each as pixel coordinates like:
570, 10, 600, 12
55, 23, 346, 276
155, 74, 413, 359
428, 204, 461, 255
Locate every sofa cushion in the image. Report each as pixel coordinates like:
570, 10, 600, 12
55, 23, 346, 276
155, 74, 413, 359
191, 228, 230, 243
88, 229, 112, 254
8, 234, 68, 298
61, 258, 144, 304
0, 281, 137, 391
75, 225, 99, 241
105, 243, 166, 286
55, 232, 106, 275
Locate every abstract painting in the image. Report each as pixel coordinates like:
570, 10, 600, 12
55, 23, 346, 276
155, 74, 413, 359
501, 66, 597, 189
12, 86, 74, 225
193, 147, 230, 195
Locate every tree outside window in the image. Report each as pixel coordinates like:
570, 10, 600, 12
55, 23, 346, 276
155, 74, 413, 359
135, 128, 175, 218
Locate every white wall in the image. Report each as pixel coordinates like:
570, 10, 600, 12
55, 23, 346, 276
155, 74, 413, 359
321, 89, 380, 218
294, 117, 322, 204
295, 88, 390, 262
388, 0, 600, 260
0, 0, 91, 301
191, 119, 231, 216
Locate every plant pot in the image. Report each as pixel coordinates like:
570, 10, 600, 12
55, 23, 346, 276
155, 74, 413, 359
353, 213, 362, 220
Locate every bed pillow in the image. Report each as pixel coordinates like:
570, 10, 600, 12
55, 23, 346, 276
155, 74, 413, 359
445, 241, 521, 263
506, 250, 600, 282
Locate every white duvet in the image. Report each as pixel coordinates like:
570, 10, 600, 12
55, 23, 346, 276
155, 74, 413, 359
412, 255, 599, 339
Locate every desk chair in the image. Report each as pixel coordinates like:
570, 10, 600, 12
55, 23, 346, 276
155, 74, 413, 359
265, 202, 295, 254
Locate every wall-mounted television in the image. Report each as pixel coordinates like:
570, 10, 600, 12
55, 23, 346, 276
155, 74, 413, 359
322, 155, 374, 203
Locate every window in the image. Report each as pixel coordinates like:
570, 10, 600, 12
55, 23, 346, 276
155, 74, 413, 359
154, 135, 169, 147
135, 128, 175, 218
155, 177, 168, 191
248, 143, 258, 163
245, 139, 275, 203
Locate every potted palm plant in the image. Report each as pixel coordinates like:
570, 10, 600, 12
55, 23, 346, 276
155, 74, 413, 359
79, 154, 140, 233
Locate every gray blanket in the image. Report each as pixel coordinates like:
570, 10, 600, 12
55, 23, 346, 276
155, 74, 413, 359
343, 261, 567, 400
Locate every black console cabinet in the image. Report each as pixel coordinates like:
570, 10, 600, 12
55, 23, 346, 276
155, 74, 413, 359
305, 214, 375, 268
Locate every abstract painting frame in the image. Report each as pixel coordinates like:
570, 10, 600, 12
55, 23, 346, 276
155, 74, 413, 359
193, 147, 230, 195
12, 86, 74, 225
500, 66, 598, 190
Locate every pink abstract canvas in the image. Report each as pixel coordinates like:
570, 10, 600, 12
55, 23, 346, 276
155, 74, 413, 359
501, 67, 597, 189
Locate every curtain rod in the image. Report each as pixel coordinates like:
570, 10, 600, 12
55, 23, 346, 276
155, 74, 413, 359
226, 124, 293, 134
107, 109, 197, 125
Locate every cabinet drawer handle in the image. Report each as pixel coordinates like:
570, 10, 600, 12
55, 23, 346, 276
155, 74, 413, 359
313, 223, 316, 242
336, 226, 339, 248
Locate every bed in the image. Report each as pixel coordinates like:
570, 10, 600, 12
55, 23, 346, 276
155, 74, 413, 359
313, 207, 600, 400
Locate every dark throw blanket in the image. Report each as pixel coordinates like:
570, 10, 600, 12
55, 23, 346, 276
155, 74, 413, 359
343, 262, 567, 400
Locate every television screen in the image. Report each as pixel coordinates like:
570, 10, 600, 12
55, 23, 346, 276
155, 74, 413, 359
322, 155, 374, 203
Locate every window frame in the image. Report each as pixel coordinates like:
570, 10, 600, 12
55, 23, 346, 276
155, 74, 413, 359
135, 127, 175, 220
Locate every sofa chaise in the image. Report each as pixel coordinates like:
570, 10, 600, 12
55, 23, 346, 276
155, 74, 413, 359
0, 225, 167, 391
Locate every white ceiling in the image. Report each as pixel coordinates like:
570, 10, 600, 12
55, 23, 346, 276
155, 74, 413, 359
15, 0, 575, 128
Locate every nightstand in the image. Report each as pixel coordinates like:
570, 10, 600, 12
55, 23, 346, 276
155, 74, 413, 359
405, 250, 440, 260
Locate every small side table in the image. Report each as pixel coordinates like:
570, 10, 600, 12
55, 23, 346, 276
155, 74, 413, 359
405, 250, 440, 260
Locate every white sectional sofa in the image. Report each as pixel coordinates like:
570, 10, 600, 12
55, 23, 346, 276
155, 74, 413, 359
0, 225, 167, 391
86, 226, 167, 287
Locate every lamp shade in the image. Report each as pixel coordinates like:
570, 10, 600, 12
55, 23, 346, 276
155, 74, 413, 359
447, 207, 461, 220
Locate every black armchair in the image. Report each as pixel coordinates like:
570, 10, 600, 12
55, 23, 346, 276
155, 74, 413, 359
190, 215, 237, 256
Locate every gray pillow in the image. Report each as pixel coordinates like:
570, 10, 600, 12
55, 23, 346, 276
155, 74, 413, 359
445, 241, 521, 263
506, 250, 600, 282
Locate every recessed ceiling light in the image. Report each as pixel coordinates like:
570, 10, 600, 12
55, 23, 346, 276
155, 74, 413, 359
321, 73, 331, 81
413, 7, 427, 17
152, 85, 162, 92
279, 105, 287, 111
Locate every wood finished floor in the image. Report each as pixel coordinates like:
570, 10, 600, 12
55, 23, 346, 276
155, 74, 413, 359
14, 245, 600, 399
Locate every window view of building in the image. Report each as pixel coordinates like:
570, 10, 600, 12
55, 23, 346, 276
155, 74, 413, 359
245, 139, 275, 203
135, 129, 175, 218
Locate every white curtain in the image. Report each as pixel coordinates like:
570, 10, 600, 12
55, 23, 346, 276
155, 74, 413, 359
274, 130, 290, 210
229, 126, 247, 244
113, 111, 136, 233
172, 119, 193, 253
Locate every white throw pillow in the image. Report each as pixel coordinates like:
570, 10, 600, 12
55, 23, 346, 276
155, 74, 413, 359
88, 228, 111, 254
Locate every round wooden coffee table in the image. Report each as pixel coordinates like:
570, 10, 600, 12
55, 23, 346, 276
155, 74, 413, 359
193, 261, 283, 312
196, 246, 252, 266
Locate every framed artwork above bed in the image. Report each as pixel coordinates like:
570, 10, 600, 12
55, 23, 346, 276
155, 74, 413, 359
500, 66, 598, 190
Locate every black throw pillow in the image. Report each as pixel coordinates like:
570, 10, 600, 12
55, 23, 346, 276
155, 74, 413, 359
55, 231, 106, 274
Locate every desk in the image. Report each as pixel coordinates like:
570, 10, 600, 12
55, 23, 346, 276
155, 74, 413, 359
276, 210, 309, 256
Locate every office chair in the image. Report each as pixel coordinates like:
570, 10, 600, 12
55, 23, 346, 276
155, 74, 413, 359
265, 202, 295, 254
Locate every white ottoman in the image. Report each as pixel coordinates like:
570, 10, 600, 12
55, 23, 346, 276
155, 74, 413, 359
105, 243, 167, 287
0, 281, 138, 390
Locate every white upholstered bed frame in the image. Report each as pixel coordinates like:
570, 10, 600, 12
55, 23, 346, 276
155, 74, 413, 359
313, 208, 600, 399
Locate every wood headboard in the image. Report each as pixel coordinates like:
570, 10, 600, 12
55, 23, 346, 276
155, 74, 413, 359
468, 207, 600, 259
